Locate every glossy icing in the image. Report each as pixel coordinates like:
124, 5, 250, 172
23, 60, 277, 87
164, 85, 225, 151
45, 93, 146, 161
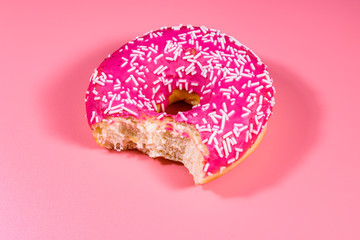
85, 25, 275, 175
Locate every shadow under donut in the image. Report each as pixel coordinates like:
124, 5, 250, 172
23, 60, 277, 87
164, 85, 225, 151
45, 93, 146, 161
202, 59, 323, 197
40, 41, 129, 149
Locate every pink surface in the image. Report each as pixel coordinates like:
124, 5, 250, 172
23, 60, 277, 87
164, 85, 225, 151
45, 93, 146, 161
1, 0, 359, 239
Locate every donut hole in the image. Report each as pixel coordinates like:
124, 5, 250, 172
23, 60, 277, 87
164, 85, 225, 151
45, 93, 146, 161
162, 89, 200, 115
165, 100, 193, 115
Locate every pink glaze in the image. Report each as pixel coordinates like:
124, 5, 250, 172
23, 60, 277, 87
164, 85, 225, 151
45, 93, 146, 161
85, 25, 275, 175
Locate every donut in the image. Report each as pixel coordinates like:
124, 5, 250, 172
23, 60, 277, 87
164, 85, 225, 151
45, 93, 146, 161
85, 25, 275, 184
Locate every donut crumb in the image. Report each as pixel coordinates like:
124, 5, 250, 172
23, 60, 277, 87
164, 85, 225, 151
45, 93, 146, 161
91, 116, 209, 184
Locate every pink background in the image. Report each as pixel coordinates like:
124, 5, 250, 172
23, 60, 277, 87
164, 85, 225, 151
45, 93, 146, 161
1, 0, 360, 239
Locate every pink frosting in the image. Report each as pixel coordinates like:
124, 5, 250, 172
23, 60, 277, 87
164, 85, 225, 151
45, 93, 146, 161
85, 25, 275, 175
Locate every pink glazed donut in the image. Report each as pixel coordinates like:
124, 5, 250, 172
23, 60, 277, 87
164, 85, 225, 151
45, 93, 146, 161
85, 25, 275, 184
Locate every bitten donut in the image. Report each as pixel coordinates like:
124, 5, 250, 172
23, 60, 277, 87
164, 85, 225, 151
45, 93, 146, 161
85, 25, 275, 184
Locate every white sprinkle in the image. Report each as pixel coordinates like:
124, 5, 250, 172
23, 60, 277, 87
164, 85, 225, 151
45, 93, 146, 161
157, 65, 168, 75
176, 66, 185, 72
255, 85, 264, 92
130, 55, 138, 63
185, 63, 195, 75
132, 50, 145, 55
219, 109, 228, 120
137, 101, 144, 108
235, 150, 240, 160
215, 144, 224, 158
250, 81, 260, 87
226, 137, 232, 153
138, 77, 145, 83
174, 50, 181, 61
220, 113, 226, 132
122, 106, 138, 117
250, 63, 255, 71
236, 54, 246, 64
222, 140, 229, 157
257, 72, 267, 78
108, 108, 122, 114
241, 106, 251, 117
153, 85, 161, 94
120, 61, 128, 67
262, 78, 272, 85
130, 75, 138, 86
90, 111, 96, 122
110, 103, 123, 110
227, 110, 235, 118
233, 125, 248, 137
156, 114, 164, 120
155, 53, 164, 61
194, 52, 202, 59
233, 59, 241, 68
200, 26, 208, 34
255, 115, 260, 125
204, 163, 210, 172
208, 129, 218, 145
220, 88, 231, 92
213, 137, 219, 146
209, 114, 219, 124
153, 65, 164, 74
183, 54, 194, 60
152, 100, 157, 111
241, 72, 252, 78
179, 112, 188, 121
223, 131, 233, 139
256, 105, 263, 113
230, 86, 239, 95
235, 147, 243, 153
146, 51, 152, 58
148, 46, 157, 53
245, 130, 251, 143
227, 158, 236, 164
222, 102, 228, 112
202, 89, 211, 95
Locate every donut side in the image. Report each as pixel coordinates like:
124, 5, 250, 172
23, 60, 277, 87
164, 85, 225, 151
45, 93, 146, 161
200, 126, 266, 184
